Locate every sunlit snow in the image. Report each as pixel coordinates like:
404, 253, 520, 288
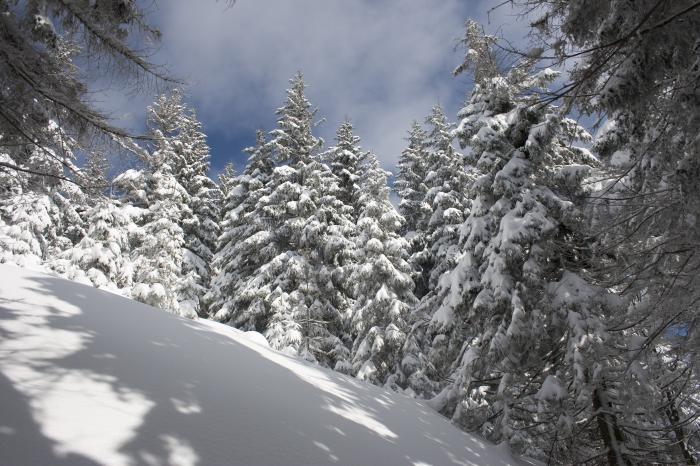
0, 264, 533, 465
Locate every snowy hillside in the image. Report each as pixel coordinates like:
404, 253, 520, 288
0, 264, 530, 466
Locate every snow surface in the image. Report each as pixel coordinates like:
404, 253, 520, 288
0, 264, 531, 466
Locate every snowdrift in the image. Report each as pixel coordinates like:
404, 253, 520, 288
0, 264, 529, 466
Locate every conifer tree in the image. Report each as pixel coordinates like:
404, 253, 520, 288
223, 73, 353, 370
412, 105, 472, 297
149, 92, 220, 316
52, 198, 135, 292
323, 120, 365, 215
514, 2, 700, 461
421, 21, 611, 461
395, 122, 430, 235
0, 191, 61, 267
0, 122, 86, 267
78, 151, 109, 200
113, 99, 193, 318
125, 161, 190, 317
349, 152, 416, 389
209, 130, 275, 325
217, 162, 237, 203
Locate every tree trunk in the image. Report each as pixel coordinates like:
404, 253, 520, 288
665, 390, 697, 465
592, 382, 629, 466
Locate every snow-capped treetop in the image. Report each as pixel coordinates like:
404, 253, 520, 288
395, 122, 430, 234
218, 162, 237, 200
322, 120, 366, 212
452, 20, 500, 85
270, 72, 323, 165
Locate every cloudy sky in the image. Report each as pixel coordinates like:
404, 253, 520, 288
94, 0, 531, 175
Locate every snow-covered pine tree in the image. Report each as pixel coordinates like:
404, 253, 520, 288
126, 164, 190, 316
0, 190, 61, 267
394, 122, 431, 298
412, 104, 472, 297
131, 172, 189, 316
421, 21, 614, 461
148, 92, 220, 317
208, 130, 275, 325
177, 113, 220, 316
51, 198, 135, 293
348, 151, 417, 389
322, 120, 365, 217
513, 2, 700, 461
78, 151, 109, 200
395, 122, 430, 236
0, 122, 85, 267
217, 162, 237, 204
228, 73, 354, 370
113, 100, 193, 318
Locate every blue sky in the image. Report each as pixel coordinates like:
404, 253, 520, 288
93, 0, 531, 177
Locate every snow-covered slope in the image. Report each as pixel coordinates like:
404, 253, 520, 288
0, 264, 529, 466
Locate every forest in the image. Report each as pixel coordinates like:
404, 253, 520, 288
1, 1, 699, 465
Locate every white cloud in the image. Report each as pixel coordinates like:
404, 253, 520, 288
94, 0, 483, 170
92, 1, 535, 172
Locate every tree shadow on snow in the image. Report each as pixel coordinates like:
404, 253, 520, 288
0, 273, 519, 466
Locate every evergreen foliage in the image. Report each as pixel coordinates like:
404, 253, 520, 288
349, 152, 416, 388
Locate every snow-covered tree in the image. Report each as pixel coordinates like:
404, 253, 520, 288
0, 191, 60, 267
0, 122, 86, 267
349, 151, 417, 389
51, 198, 135, 292
147, 92, 220, 316
323, 120, 365, 215
411, 105, 472, 297
208, 130, 275, 325
395, 122, 429, 236
78, 151, 109, 200
0, 0, 167, 190
421, 21, 611, 461
513, 2, 700, 461
178, 119, 220, 315
125, 164, 190, 317
217, 162, 237, 202
220, 73, 354, 371
112, 99, 194, 318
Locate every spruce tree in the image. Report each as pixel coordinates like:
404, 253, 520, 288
52, 198, 135, 293
225, 73, 353, 370
323, 120, 365, 215
412, 105, 472, 297
113, 99, 193, 318
0, 191, 60, 267
395, 122, 430, 236
514, 2, 700, 461
421, 21, 610, 461
217, 162, 237, 203
149, 92, 220, 317
126, 162, 190, 317
208, 130, 275, 326
78, 151, 109, 200
0, 122, 85, 267
349, 151, 417, 389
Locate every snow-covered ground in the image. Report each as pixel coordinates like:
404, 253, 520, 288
0, 264, 531, 466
